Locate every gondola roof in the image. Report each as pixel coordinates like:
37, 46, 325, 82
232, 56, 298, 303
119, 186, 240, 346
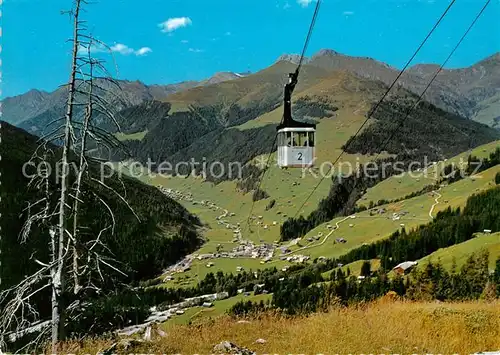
276, 118, 316, 131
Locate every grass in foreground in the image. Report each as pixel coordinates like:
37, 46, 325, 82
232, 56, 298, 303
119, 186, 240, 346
60, 299, 500, 354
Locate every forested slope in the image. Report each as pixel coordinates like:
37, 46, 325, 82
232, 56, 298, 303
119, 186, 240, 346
344, 93, 499, 160
0, 121, 202, 291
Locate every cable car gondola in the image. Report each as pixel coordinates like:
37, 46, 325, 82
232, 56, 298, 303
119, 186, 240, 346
276, 71, 316, 168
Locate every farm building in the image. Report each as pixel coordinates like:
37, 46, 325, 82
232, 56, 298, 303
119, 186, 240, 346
393, 261, 418, 275
280, 247, 291, 254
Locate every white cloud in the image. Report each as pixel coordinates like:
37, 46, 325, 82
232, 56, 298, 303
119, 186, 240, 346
297, 0, 314, 7
159, 17, 192, 33
78, 43, 151, 57
225, 31, 232, 36
188, 48, 204, 53
181, 40, 189, 44
78, 43, 107, 55
111, 43, 134, 55
135, 47, 152, 56
343, 11, 354, 15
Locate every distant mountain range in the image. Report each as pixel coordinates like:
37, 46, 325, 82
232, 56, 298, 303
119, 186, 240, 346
4, 50, 499, 133
286, 49, 500, 128
2, 50, 499, 150
2, 71, 250, 131
99, 58, 498, 179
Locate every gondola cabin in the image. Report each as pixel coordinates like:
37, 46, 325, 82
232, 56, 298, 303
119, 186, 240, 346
277, 126, 316, 167
277, 70, 317, 168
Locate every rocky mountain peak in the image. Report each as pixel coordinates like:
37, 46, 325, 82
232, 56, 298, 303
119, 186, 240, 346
276, 54, 310, 65
312, 48, 341, 58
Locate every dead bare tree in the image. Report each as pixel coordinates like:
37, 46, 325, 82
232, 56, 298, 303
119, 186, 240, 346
0, 0, 136, 352
49, 0, 83, 344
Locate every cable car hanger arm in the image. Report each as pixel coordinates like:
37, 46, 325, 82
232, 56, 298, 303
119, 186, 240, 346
282, 0, 321, 126
283, 70, 299, 124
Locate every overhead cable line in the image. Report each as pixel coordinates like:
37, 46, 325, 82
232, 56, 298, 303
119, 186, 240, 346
297, 0, 322, 73
372, 0, 491, 165
292, 0, 457, 219
245, 0, 322, 232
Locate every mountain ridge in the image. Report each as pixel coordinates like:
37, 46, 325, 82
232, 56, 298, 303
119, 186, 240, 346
5, 50, 500, 132
2, 71, 249, 130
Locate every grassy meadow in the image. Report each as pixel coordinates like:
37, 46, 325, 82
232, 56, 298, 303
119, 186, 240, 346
60, 299, 500, 354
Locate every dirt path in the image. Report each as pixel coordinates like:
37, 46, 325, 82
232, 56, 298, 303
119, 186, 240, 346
429, 189, 442, 219
274, 216, 353, 258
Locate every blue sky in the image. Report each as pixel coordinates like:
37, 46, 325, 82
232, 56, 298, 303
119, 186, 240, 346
3, 0, 499, 98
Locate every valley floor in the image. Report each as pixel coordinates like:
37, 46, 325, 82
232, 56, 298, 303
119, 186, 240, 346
61, 299, 500, 354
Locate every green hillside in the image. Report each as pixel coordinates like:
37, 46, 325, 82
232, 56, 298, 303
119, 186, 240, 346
164, 61, 332, 110
344, 96, 499, 161
474, 93, 500, 128
126, 68, 499, 274
292, 164, 500, 259
358, 140, 500, 207
5, 53, 500, 350
141, 152, 500, 291
418, 232, 500, 271
0, 122, 203, 340
116, 130, 148, 141
107, 66, 500, 304
116, 63, 498, 186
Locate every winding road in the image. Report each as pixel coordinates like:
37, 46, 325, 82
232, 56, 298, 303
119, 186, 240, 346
269, 216, 353, 261
428, 189, 442, 219
271, 186, 445, 259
